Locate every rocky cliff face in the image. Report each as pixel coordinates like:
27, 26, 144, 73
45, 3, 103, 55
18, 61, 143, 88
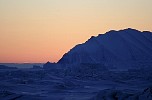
58, 28, 152, 69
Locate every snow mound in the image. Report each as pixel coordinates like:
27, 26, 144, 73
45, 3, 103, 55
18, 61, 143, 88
58, 28, 152, 70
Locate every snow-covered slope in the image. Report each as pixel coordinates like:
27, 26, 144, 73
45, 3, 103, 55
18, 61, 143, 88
58, 28, 152, 69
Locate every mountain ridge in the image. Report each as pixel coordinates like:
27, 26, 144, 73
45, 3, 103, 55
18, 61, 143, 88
58, 28, 152, 69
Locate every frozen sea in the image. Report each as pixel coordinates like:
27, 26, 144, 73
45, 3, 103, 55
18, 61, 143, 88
0, 63, 152, 100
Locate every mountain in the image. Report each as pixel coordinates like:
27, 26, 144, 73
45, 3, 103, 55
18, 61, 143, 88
58, 28, 152, 69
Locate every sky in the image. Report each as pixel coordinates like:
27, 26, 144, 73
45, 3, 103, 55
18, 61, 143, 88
0, 0, 152, 63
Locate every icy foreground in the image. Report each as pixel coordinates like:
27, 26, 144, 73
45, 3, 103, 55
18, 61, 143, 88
0, 28, 152, 100
0, 67, 152, 100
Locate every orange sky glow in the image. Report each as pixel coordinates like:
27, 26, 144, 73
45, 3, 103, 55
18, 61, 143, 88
0, 0, 152, 63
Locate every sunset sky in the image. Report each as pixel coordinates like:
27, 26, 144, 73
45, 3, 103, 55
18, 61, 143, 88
0, 0, 152, 63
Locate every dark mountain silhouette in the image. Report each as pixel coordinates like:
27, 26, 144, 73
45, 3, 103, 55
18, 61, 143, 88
58, 28, 152, 69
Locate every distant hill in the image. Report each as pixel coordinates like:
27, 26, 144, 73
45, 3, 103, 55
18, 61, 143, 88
0, 65, 17, 69
0, 63, 44, 68
58, 28, 152, 69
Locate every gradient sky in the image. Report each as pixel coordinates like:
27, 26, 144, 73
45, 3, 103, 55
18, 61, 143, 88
0, 0, 152, 63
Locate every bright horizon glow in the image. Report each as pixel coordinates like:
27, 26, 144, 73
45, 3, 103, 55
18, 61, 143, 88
0, 0, 152, 63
